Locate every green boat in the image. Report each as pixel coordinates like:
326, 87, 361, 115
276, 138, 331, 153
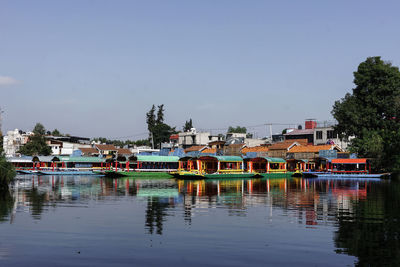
203, 173, 258, 179
258, 172, 295, 178
170, 171, 205, 180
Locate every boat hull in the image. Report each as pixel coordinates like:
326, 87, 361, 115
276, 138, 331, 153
37, 171, 98, 175
203, 173, 257, 179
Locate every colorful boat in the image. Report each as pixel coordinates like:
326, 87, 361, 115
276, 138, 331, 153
307, 158, 385, 178
197, 155, 257, 179
100, 155, 179, 178
170, 156, 205, 179
245, 157, 292, 178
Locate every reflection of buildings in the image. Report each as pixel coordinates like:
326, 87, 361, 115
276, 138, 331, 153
2, 175, 375, 230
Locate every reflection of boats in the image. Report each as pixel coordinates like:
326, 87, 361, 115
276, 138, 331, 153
37, 170, 98, 175
17, 170, 38, 175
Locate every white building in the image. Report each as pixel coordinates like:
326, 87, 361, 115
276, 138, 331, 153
313, 125, 352, 151
178, 128, 222, 149
2, 129, 33, 157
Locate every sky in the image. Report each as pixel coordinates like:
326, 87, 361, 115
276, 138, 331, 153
1, 0, 400, 139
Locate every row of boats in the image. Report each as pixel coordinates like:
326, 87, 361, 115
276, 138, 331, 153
15, 155, 386, 179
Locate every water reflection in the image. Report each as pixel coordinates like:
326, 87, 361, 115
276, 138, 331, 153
0, 175, 397, 265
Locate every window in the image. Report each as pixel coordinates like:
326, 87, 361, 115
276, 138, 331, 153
327, 130, 337, 139
316, 131, 323, 140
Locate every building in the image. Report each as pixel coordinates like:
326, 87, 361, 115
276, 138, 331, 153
313, 122, 351, 150
284, 119, 317, 144
94, 144, 118, 159
286, 144, 342, 161
2, 129, 33, 157
241, 145, 269, 157
178, 128, 222, 149
267, 139, 307, 159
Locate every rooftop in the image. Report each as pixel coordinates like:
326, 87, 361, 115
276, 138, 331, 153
284, 129, 314, 136
268, 139, 308, 150
95, 144, 117, 151
288, 144, 334, 153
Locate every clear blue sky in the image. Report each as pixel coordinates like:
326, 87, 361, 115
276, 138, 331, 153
1, 0, 400, 139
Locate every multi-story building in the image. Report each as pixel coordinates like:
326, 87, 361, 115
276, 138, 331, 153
2, 129, 33, 157
313, 121, 351, 151
178, 128, 222, 149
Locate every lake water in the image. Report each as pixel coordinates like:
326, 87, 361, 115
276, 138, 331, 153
0, 175, 398, 266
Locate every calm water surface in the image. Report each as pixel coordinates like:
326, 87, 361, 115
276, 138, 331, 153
0, 175, 398, 266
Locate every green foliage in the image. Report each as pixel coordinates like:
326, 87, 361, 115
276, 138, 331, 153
183, 119, 193, 132
332, 57, 400, 172
92, 137, 150, 148
51, 129, 62, 136
18, 123, 52, 156
0, 155, 16, 191
33, 123, 46, 136
227, 126, 247, 134
146, 105, 177, 148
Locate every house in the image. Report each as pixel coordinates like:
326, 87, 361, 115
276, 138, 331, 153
241, 145, 269, 157
94, 144, 118, 159
2, 129, 33, 157
284, 119, 317, 144
178, 128, 222, 149
184, 145, 207, 157
223, 143, 245, 156
208, 140, 225, 156
313, 123, 351, 150
79, 147, 99, 157
267, 139, 307, 159
286, 144, 342, 171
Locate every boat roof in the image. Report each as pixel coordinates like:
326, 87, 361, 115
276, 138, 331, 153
6, 156, 33, 163
57, 156, 105, 163
248, 157, 286, 163
331, 158, 367, 164
136, 155, 179, 162
199, 155, 243, 162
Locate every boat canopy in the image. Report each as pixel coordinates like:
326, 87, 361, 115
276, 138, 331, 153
331, 158, 367, 164
6, 156, 33, 163
259, 157, 286, 163
136, 155, 179, 162
199, 155, 243, 162
57, 156, 105, 163
32, 156, 57, 162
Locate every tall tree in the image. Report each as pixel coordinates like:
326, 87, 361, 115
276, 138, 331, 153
183, 119, 193, 132
146, 104, 176, 148
18, 123, 52, 156
156, 104, 165, 124
332, 57, 400, 173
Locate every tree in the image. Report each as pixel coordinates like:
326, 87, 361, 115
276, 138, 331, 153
0, 153, 15, 191
51, 129, 62, 136
18, 123, 52, 156
156, 104, 165, 124
146, 104, 176, 148
227, 126, 247, 134
183, 119, 193, 132
33, 123, 46, 136
332, 57, 400, 173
